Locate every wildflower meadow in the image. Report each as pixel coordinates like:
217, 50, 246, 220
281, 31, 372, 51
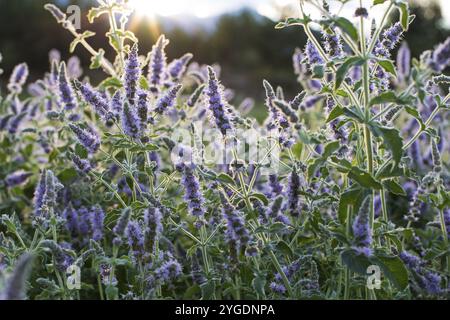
0, 0, 449, 302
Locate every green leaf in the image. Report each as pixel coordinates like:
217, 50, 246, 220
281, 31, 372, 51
348, 166, 382, 189
252, 274, 266, 298
341, 249, 373, 274
383, 180, 406, 196
90, 49, 105, 70
105, 285, 119, 300
369, 125, 404, 164
69, 31, 95, 53
404, 106, 426, 130
217, 173, 235, 185
334, 17, 359, 41
374, 0, 387, 5
307, 141, 340, 178
274, 17, 311, 29
377, 59, 397, 76
139, 76, 149, 90
396, 1, 410, 31
335, 57, 364, 90
370, 254, 409, 290
276, 240, 294, 257
98, 77, 123, 90
87, 7, 109, 23
369, 91, 411, 107
326, 105, 344, 122
338, 186, 364, 224
250, 193, 269, 206
200, 281, 216, 300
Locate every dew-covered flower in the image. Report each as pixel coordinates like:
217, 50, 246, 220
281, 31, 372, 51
69, 123, 100, 154
124, 44, 141, 106
154, 84, 182, 114
5, 171, 32, 187
8, 63, 29, 94
352, 196, 372, 256
121, 102, 141, 139
148, 35, 169, 89
58, 62, 77, 111
177, 163, 205, 217
206, 67, 233, 135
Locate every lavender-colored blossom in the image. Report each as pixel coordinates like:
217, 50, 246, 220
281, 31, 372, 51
137, 90, 149, 126
273, 99, 298, 124
8, 112, 27, 135
33, 170, 47, 217
126, 221, 145, 261
352, 196, 372, 256
286, 169, 301, 217
148, 35, 169, 88
444, 209, 450, 239
67, 56, 82, 79
0, 254, 34, 300
206, 67, 233, 135
293, 47, 308, 78
220, 192, 251, 253
144, 207, 163, 253
71, 154, 92, 175
323, 29, 343, 58
111, 90, 123, 116
178, 163, 205, 217
5, 171, 32, 187
121, 102, 141, 139
187, 84, 205, 108
374, 22, 403, 58
69, 123, 100, 154
89, 206, 105, 242
305, 40, 324, 66
301, 95, 325, 110
397, 42, 411, 82
63, 204, 79, 238
268, 174, 283, 198
154, 84, 182, 114
8, 63, 29, 93
168, 53, 193, 81
41, 240, 72, 272
124, 44, 141, 106
400, 251, 442, 295
428, 37, 450, 72
58, 62, 77, 111
77, 82, 111, 122
155, 257, 182, 283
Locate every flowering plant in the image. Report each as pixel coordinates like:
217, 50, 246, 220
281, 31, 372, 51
0, 0, 449, 300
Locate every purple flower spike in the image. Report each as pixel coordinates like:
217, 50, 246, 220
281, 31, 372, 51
121, 102, 141, 139
137, 90, 149, 127
148, 35, 169, 88
144, 207, 163, 253
58, 62, 77, 111
5, 171, 32, 187
69, 123, 100, 154
124, 44, 141, 106
8, 112, 27, 135
352, 196, 372, 256
89, 206, 105, 241
168, 53, 193, 81
33, 170, 47, 217
305, 40, 324, 66
286, 169, 301, 217
154, 84, 182, 114
8, 63, 29, 94
111, 90, 123, 116
126, 221, 145, 261
323, 29, 343, 58
71, 154, 92, 175
206, 67, 233, 135
397, 42, 411, 82
178, 163, 205, 217
429, 37, 450, 72
77, 81, 111, 122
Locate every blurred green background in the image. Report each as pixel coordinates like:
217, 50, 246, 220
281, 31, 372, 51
0, 0, 448, 108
